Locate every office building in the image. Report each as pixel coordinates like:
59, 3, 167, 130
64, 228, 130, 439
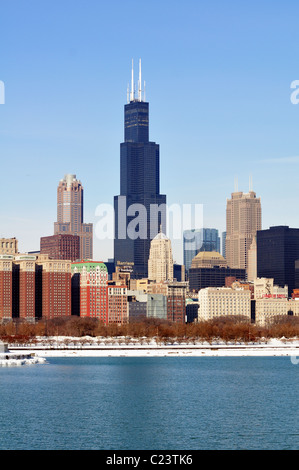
108, 285, 128, 324
148, 231, 173, 283
71, 261, 108, 321
147, 294, 167, 320
54, 174, 93, 260
40, 234, 80, 262
188, 251, 246, 292
114, 60, 166, 278
226, 189, 261, 273
198, 287, 251, 322
257, 226, 299, 297
13, 255, 36, 320
148, 280, 187, 323
35, 255, 72, 320
0, 255, 13, 321
183, 228, 221, 273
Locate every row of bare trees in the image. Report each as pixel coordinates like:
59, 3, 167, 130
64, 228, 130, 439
1, 315, 299, 344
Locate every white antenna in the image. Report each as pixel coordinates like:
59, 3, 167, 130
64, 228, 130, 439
144, 80, 146, 101
127, 84, 129, 104
130, 59, 134, 102
138, 58, 142, 101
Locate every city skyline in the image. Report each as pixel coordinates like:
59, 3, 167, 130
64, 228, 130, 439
1, 1, 299, 264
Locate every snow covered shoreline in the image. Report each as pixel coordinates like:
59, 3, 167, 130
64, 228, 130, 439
8, 336, 299, 358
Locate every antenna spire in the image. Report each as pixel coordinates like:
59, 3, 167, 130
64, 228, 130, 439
138, 58, 142, 102
130, 59, 134, 102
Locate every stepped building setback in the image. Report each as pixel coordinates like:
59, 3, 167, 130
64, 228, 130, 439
54, 174, 93, 260
114, 60, 166, 278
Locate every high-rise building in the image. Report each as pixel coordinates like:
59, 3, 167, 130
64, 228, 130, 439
107, 285, 128, 324
148, 231, 173, 283
71, 261, 108, 322
257, 226, 299, 297
114, 60, 166, 279
35, 255, 72, 319
0, 255, 13, 321
54, 174, 93, 260
226, 189, 261, 273
13, 255, 36, 320
183, 228, 221, 273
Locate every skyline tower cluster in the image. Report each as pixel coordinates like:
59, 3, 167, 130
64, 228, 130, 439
2, 60, 299, 327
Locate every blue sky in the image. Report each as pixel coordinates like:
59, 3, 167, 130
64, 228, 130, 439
1, 0, 299, 263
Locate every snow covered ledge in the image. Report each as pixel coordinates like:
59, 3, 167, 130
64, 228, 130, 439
0, 341, 46, 367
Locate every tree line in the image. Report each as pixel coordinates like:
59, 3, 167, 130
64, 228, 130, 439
0, 315, 299, 344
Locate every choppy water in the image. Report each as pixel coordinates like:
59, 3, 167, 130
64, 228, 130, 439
0, 356, 298, 450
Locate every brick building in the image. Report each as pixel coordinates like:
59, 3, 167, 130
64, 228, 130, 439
40, 234, 80, 262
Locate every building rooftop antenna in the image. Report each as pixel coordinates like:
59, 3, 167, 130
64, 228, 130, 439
130, 59, 134, 102
138, 58, 142, 102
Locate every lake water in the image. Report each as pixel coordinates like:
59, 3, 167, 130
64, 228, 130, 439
0, 356, 298, 450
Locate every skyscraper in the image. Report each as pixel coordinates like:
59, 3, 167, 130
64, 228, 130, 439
257, 226, 299, 297
114, 60, 166, 278
54, 174, 93, 260
148, 231, 173, 283
226, 189, 261, 273
183, 228, 221, 273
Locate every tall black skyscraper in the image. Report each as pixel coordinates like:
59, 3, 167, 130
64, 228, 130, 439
114, 60, 166, 278
257, 226, 299, 297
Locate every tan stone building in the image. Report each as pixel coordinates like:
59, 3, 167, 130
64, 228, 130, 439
54, 174, 93, 260
226, 190, 261, 274
198, 287, 251, 322
148, 232, 173, 283
0, 238, 18, 255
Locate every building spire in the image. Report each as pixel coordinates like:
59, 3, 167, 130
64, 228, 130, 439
130, 59, 135, 102
138, 59, 142, 102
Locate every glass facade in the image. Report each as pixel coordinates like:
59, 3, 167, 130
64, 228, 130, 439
183, 228, 221, 273
257, 226, 299, 297
114, 98, 166, 278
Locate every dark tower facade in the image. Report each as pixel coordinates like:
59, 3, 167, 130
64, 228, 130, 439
114, 60, 166, 278
257, 226, 299, 297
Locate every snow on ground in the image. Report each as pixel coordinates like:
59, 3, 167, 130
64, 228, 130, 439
7, 336, 299, 358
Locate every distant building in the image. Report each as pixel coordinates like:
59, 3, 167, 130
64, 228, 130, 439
186, 299, 199, 323
188, 251, 246, 292
257, 226, 299, 297
13, 255, 36, 320
114, 61, 166, 278
148, 281, 187, 323
108, 285, 128, 324
198, 287, 251, 322
54, 174, 93, 260
226, 189, 261, 274
183, 228, 221, 274
71, 261, 108, 322
127, 290, 147, 321
35, 255, 72, 320
0, 238, 18, 256
0, 255, 13, 320
40, 234, 80, 262
147, 294, 167, 320
254, 277, 288, 300
148, 231, 173, 283
247, 236, 257, 282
